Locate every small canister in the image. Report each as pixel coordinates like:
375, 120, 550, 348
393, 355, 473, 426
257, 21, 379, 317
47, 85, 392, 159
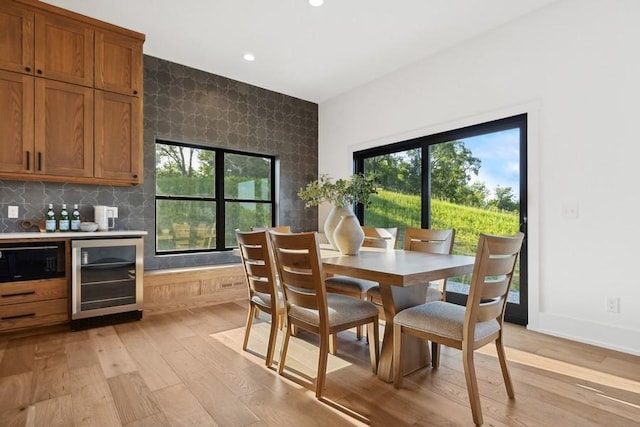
81, 251, 88, 265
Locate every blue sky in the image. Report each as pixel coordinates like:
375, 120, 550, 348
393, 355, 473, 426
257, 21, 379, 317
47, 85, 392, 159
460, 128, 520, 199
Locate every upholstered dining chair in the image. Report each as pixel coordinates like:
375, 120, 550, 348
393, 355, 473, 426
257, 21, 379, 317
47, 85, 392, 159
361, 226, 398, 250
366, 228, 456, 314
325, 226, 397, 340
236, 230, 283, 368
393, 232, 524, 426
269, 231, 380, 399
251, 225, 292, 233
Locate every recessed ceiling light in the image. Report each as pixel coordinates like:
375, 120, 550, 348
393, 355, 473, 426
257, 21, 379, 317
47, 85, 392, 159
243, 52, 255, 62
309, 0, 323, 7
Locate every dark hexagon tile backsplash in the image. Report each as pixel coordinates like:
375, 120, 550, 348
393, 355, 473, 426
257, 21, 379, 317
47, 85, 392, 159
0, 55, 318, 271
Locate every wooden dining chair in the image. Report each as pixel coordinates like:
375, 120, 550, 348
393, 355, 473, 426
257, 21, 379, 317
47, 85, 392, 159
236, 230, 283, 368
173, 223, 191, 249
269, 231, 380, 399
251, 225, 292, 233
361, 226, 398, 250
325, 226, 397, 340
393, 232, 524, 426
366, 228, 455, 315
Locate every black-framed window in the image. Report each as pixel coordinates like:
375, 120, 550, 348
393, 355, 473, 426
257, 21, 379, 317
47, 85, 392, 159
354, 114, 528, 325
155, 140, 275, 253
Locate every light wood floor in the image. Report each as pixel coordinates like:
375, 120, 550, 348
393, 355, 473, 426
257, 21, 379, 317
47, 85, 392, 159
1, 301, 639, 427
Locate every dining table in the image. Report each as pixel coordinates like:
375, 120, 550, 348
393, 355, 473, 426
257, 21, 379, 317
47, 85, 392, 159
321, 246, 475, 382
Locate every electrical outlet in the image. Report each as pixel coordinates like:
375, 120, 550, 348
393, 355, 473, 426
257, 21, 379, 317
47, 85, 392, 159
8, 206, 19, 218
562, 203, 579, 219
606, 296, 620, 313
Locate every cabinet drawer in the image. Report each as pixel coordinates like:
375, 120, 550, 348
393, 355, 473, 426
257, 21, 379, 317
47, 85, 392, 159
0, 277, 68, 306
0, 298, 68, 331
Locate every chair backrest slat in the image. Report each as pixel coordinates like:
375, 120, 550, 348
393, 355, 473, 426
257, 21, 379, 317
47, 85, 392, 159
476, 299, 503, 323
362, 226, 398, 250
245, 260, 268, 278
248, 277, 273, 295
241, 245, 264, 260
480, 278, 511, 300
279, 268, 315, 291
277, 250, 314, 272
403, 228, 455, 254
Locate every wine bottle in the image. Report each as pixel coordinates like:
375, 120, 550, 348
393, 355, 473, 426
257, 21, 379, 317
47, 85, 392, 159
45, 204, 56, 232
71, 204, 81, 231
59, 204, 70, 232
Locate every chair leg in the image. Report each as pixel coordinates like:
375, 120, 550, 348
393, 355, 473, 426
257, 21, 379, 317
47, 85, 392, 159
462, 346, 483, 426
495, 334, 515, 398
367, 320, 379, 374
278, 321, 292, 375
242, 305, 256, 351
329, 333, 337, 355
431, 341, 440, 368
393, 322, 403, 388
356, 325, 363, 341
265, 311, 279, 368
316, 332, 330, 399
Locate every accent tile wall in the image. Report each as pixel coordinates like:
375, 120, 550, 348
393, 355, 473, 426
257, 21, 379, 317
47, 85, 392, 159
0, 55, 318, 270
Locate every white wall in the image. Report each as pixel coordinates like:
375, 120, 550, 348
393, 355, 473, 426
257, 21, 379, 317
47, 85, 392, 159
318, 0, 640, 355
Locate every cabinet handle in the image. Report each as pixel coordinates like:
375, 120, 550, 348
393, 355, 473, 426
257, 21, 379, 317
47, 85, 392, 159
2, 313, 36, 320
1, 291, 36, 298
133, 90, 138, 95
26, 151, 31, 170
38, 152, 42, 171
25, 66, 31, 72
37, 69, 43, 75
133, 174, 138, 179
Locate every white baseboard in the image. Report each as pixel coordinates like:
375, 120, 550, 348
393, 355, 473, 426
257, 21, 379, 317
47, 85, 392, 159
531, 312, 640, 356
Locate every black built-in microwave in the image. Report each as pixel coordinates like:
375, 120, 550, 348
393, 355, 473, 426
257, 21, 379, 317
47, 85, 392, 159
0, 242, 66, 283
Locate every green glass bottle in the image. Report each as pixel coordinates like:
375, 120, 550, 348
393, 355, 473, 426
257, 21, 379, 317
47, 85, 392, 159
71, 204, 81, 231
45, 204, 56, 232
59, 204, 70, 232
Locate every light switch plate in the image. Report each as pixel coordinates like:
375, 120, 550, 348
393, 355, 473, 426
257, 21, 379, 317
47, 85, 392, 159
8, 206, 19, 218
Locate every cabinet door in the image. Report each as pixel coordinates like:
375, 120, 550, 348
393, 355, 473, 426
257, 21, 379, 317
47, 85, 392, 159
35, 79, 94, 178
0, 3, 34, 74
34, 12, 93, 86
95, 91, 142, 183
95, 30, 143, 97
0, 71, 34, 173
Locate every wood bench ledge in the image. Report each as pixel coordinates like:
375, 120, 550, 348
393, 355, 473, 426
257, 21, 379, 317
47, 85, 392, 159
143, 264, 247, 315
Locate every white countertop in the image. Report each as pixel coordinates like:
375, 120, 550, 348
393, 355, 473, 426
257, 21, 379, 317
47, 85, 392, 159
0, 230, 147, 239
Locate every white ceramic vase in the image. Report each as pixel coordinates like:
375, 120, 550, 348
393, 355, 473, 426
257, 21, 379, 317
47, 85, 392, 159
333, 212, 364, 255
323, 206, 353, 250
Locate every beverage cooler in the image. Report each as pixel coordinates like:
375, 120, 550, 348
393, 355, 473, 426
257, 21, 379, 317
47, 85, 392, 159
71, 238, 143, 330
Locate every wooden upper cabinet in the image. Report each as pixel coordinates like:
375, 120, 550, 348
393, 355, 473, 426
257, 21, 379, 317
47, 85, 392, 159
0, 70, 34, 173
34, 12, 94, 87
35, 79, 94, 178
95, 30, 143, 96
0, 3, 34, 74
0, 0, 144, 186
95, 91, 142, 183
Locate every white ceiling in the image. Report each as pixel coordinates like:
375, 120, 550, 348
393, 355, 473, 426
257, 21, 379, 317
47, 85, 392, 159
43, 0, 559, 103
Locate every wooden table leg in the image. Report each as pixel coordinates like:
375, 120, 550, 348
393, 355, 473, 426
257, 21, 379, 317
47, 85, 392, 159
377, 282, 430, 382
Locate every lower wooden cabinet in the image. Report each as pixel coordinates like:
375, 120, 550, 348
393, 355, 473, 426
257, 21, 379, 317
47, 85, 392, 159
0, 277, 69, 332
0, 297, 69, 332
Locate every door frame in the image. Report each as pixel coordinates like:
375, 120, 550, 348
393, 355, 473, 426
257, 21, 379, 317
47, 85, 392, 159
354, 113, 529, 324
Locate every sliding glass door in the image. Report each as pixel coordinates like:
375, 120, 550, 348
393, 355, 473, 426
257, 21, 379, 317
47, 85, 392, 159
355, 114, 527, 324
